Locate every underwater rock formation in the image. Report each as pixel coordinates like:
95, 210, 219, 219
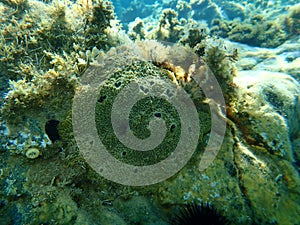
155, 69, 300, 225
122, 0, 298, 49
1, 0, 117, 155
234, 71, 300, 161
210, 15, 287, 48
209, 2, 299, 48
232, 71, 300, 224
231, 38, 300, 80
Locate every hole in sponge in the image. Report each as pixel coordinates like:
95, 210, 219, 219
45, 120, 60, 142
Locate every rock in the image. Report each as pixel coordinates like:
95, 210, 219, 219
227, 38, 300, 80
113, 196, 168, 225
155, 69, 300, 224
293, 137, 300, 169
253, 37, 300, 80
234, 70, 300, 161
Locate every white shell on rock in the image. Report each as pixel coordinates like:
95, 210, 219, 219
25, 147, 40, 159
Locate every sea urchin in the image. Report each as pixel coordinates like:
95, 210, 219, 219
171, 203, 231, 225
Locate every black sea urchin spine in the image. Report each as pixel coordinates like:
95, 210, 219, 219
171, 203, 231, 225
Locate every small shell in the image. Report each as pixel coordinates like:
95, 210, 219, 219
25, 147, 40, 159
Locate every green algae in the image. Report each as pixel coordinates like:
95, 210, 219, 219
94, 61, 182, 166
210, 16, 287, 48
1, 0, 117, 138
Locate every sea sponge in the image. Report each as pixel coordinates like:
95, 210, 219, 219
94, 59, 183, 166
72, 40, 220, 186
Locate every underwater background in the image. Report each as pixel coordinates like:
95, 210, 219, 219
0, 0, 299, 224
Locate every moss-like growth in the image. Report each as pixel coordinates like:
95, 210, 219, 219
1, 0, 118, 143
128, 18, 146, 41
203, 40, 238, 104
178, 20, 208, 56
210, 15, 287, 48
57, 110, 74, 143
153, 9, 183, 42
0, 0, 115, 83
95, 60, 182, 166
1, 0, 29, 15
283, 4, 300, 36
33, 190, 78, 224
2, 63, 78, 128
